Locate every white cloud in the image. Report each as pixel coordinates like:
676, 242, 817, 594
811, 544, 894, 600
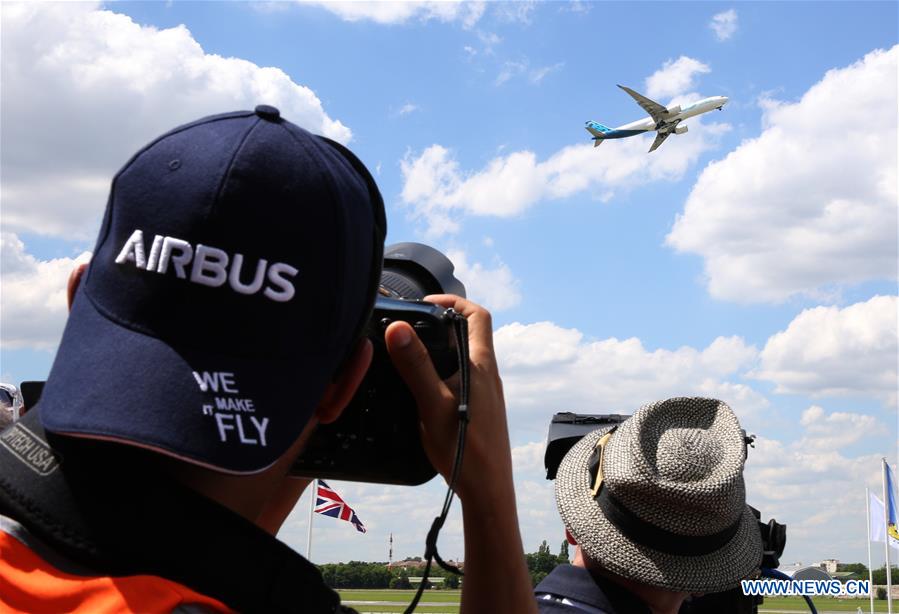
645, 56, 711, 99
496, 60, 528, 86
666, 46, 898, 303
529, 62, 565, 84
561, 1, 592, 15
1, 3, 351, 240
510, 440, 566, 554
494, 1, 537, 24
0, 233, 90, 350
400, 122, 726, 236
445, 250, 522, 312
494, 322, 766, 429
300, 1, 486, 28
709, 9, 738, 41
743, 407, 892, 564
475, 31, 502, 56
797, 405, 882, 450
753, 296, 898, 407
496, 59, 565, 86
495, 322, 583, 370
512, 441, 546, 476
395, 103, 419, 117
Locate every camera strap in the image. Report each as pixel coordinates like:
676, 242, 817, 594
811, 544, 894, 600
404, 309, 469, 614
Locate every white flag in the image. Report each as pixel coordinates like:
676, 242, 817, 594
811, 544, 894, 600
871, 491, 899, 551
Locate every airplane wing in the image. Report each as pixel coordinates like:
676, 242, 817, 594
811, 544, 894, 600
618, 85, 667, 125
648, 131, 670, 153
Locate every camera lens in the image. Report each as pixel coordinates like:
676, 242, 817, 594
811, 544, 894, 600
380, 270, 429, 301
380, 243, 466, 300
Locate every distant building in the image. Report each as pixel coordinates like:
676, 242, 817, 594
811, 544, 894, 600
387, 559, 426, 570
386, 558, 464, 572
387, 557, 465, 582
831, 571, 859, 582
819, 559, 839, 574
779, 564, 832, 581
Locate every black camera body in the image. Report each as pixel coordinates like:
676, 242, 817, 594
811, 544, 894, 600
291, 243, 466, 485
543, 411, 787, 614
544, 412, 630, 480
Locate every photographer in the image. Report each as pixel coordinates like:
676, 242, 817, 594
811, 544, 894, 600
536, 398, 762, 614
0, 107, 535, 613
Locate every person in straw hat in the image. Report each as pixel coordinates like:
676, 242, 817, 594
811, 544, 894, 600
535, 397, 762, 614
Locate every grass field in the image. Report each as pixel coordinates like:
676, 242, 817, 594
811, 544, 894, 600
761, 596, 887, 612
337, 590, 461, 602
337, 590, 460, 613
335, 590, 890, 613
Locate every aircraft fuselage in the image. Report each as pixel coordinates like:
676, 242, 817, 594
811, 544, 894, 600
586, 86, 728, 152
602, 96, 728, 139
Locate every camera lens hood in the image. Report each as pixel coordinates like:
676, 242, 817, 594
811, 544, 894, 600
383, 243, 466, 299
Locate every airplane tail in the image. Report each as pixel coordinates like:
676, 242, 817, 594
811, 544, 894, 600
585, 121, 611, 147
585, 121, 612, 136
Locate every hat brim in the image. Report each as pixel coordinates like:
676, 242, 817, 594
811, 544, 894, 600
555, 428, 762, 593
39, 289, 333, 474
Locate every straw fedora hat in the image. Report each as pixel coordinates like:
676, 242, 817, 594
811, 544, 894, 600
554, 397, 762, 593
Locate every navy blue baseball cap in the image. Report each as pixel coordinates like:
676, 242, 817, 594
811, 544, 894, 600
39, 106, 386, 473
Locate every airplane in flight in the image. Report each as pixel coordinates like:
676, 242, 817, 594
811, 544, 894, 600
586, 85, 728, 153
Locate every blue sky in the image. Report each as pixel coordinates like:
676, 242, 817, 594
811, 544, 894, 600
1, 1, 896, 569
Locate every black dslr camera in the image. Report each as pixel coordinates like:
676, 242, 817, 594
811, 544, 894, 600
544, 412, 788, 614
291, 243, 466, 485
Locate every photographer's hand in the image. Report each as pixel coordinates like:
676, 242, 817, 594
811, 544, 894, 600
386, 295, 535, 614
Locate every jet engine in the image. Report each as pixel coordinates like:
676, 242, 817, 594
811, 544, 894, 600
663, 105, 681, 117
674, 125, 689, 135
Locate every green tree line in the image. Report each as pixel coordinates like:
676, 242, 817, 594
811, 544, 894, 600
319, 542, 899, 590
318, 559, 461, 590
869, 564, 899, 585
526, 540, 570, 587
318, 541, 572, 590
835, 563, 899, 584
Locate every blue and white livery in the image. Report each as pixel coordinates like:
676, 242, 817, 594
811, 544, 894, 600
586, 85, 728, 153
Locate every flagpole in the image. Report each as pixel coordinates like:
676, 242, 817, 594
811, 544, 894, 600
883, 459, 893, 613
306, 478, 316, 561
868, 487, 876, 614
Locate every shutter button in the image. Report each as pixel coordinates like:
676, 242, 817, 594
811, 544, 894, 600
254, 105, 281, 121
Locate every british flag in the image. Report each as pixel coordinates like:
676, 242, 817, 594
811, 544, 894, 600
314, 480, 366, 533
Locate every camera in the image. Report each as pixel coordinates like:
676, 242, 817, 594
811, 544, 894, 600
291, 243, 466, 486
543, 412, 630, 480
17, 245, 465, 486
0, 384, 24, 430
544, 412, 787, 614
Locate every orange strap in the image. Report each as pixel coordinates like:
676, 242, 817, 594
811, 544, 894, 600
0, 531, 233, 613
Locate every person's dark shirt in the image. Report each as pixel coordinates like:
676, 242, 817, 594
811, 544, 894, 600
0, 409, 353, 613
534, 564, 651, 614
